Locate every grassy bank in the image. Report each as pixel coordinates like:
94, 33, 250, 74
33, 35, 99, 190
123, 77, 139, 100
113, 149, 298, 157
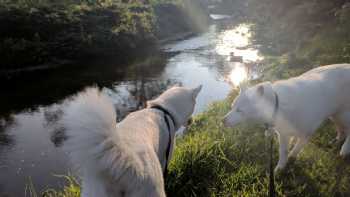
0, 0, 153, 70
37, 90, 350, 196
0, 0, 209, 71
166, 92, 350, 196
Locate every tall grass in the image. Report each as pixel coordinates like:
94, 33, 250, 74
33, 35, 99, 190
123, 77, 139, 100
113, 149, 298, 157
28, 175, 80, 197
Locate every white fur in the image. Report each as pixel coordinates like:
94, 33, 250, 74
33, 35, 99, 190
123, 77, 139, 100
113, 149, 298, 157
223, 64, 350, 171
63, 85, 202, 197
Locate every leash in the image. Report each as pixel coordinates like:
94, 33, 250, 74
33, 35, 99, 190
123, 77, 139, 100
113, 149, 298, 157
269, 134, 275, 197
264, 90, 279, 197
265, 126, 275, 197
150, 105, 174, 182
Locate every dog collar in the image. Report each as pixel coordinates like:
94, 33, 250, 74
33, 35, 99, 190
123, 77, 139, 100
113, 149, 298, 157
151, 105, 174, 131
272, 90, 279, 121
150, 105, 175, 180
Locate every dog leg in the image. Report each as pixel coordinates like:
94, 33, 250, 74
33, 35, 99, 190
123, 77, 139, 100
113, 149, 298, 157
335, 124, 346, 141
275, 133, 289, 172
335, 112, 350, 156
340, 135, 350, 157
330, 116, 346, 141
288, 137, 308, 158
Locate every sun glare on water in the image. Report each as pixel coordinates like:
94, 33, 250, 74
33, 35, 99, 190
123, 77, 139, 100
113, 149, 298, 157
216, 24, 263, 62
229, 65, 248, 87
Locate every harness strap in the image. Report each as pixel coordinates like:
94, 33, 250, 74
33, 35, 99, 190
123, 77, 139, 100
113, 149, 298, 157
150, 105, 174, 182
268, 133, 275, 197
265, 90, 280, 129
265, 90, 279, 197
272, 91, 279, 122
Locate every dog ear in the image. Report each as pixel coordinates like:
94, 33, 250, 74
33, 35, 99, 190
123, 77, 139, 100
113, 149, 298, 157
257, 85, 264, 96
192, 85, 203, 98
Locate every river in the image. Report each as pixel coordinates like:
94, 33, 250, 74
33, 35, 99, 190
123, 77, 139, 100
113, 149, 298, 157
0, 22, 261, 196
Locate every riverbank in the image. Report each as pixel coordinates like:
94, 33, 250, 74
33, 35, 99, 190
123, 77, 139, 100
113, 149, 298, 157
0, 0, 210, 74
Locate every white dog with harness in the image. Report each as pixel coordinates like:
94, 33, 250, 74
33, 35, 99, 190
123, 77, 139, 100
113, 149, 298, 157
63, 85, 202, 197
223, 64, 350, 172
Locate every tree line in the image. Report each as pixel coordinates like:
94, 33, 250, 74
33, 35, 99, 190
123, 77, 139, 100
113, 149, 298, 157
219, 0, 350, 76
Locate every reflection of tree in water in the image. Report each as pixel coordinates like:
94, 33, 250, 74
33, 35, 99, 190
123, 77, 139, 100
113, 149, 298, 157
102, 54, 181, 120
50, 127, 67, 147
43, 108, 64, 127
43, 108, 67, 147
132, 79, 178, 109
0, 115, 15, 148
0, 115, 16, 191
0, 53, 169, 117
108, 79, 180, 122
49, 78, 180, 146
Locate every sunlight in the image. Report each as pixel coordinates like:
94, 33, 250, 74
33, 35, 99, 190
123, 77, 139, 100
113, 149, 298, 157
229, 65, 248, 87
216, 24, 262, 62
222, 25, 249, 47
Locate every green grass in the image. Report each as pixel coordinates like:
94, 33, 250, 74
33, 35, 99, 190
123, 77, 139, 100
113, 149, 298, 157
35, 90, 350, 196
28, 175, 80, 197
165, 91, 350, 197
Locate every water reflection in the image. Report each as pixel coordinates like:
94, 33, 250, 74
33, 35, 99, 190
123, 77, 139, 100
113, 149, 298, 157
0, 54, 168, 117
43, 107, 67, 147
0, 53, 172, 196
215, 24, 263, 87
0, 117, 15, 148
216, 24, 262, 62
0, 117, 16, 176
228, 64, 248, 87
104, 79, 178, 121
0, 117, 15, 197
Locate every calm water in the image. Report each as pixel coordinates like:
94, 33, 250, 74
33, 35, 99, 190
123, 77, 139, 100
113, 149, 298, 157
0, 23, 260, 196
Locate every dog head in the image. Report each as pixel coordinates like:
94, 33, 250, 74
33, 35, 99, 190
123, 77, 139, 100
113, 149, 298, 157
223, 81, 275, 127
147, 85, 202, 130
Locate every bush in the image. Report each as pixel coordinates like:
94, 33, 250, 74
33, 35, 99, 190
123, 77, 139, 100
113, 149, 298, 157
0, 1, 157, 69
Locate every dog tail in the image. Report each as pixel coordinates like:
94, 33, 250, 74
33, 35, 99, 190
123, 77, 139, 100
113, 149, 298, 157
63, 88, 126, 176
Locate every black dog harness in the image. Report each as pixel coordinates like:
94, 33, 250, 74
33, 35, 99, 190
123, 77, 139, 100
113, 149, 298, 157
264, 90, 280, 129
150, 105, 175, 181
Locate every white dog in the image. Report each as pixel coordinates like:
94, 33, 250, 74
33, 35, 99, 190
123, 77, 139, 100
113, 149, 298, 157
63, 85, 202, 197
223, 64, 350, 172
